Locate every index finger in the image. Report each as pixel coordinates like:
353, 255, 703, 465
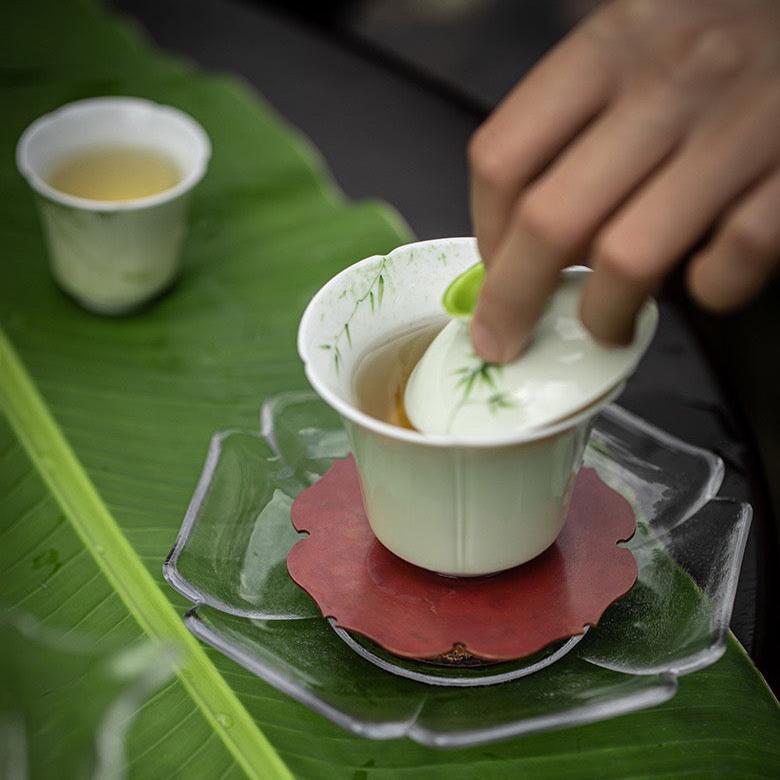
471, 211, 573, 363
469, 20, 615, 262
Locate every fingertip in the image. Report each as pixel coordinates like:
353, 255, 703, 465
471, 313, 530, 364
685, 252, 751, 314
580, 269, 641, 346
581, 307, 636, 346
471, 215, 568, 362
470, 317, 504, 363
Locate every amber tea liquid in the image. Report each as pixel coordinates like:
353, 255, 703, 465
352, 320, 444, 430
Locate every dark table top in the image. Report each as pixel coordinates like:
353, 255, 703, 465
109, 0, 777, 688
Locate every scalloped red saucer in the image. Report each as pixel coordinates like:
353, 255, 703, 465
288, 457, 637, 662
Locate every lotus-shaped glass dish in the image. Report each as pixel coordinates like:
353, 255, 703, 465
164, 392, 749, 748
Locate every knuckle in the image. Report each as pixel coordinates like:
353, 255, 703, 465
665, 26, 745, 87
592, 0, 655, 38
623, 76, 686, 134
615, 0, 656, 26
513, 194, 578, 254
689, 26, 745, 75
723, 216, 778, 259
594, 231, 659, 286
467, 127, 513, 190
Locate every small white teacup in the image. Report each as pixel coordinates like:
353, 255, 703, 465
298, 237, 628, 577
16, 97, 210, 314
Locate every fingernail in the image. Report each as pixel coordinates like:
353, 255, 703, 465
471, 318, 504, 363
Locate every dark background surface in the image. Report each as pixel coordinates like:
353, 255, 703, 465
110, 0, 778, 690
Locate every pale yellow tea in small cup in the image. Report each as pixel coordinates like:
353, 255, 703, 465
47, 145, 181, 201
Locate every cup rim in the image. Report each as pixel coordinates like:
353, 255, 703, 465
15, 96, 211, 212
298, 237, 627, 449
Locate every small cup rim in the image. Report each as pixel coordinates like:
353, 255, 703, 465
15, 96, 211, 212
298, 238, 628, 450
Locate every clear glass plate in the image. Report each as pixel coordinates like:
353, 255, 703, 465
164, 392, 750, 748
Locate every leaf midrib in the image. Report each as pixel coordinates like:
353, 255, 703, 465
0, 326, 292, 780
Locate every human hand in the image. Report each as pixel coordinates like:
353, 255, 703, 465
468, 0, 780, 362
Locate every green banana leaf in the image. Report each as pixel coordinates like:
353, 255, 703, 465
1, 606, 177, 779
1, 1, 778, 777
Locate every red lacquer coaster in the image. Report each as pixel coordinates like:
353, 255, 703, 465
288, 457, 637, 662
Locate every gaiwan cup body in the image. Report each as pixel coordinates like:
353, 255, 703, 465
298, 238, 623, 576
16, 97, 210, 314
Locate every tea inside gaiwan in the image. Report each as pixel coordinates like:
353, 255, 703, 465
404, 264, 658, 439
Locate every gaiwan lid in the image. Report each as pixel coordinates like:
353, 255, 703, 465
404, 265, 658, 439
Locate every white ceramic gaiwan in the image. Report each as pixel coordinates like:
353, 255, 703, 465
298, 238, 653, 577
405, 267, 658, 438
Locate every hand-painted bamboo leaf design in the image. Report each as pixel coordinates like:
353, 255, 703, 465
451, 360, 515, 422
454, 361, 501, 400
321, 256, 389, 373
488, 392, 514, 414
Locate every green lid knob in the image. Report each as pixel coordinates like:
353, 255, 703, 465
442, 262, 485, 320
